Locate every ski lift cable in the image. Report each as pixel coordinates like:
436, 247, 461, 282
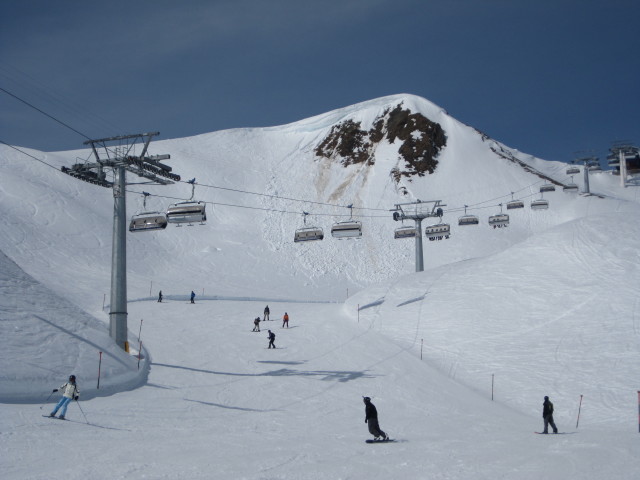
0, 86, 94, 142
6, 134, 554, 221
175, 178, 389, 212
125, 188, 389, 218
0, 139, 61, 170
445, 178, 549, 213
0, 65, 129, 140
1, 87, 566, 216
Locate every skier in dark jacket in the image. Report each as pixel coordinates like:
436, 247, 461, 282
158, 290, 163, 302
253, 317, 261, 332
363, 397, 388, 440
267, 330, 276, 349
190, 291, 195, 304
542, 396, 558, 434
49, 375, 80, 420
264, 305, 270, 321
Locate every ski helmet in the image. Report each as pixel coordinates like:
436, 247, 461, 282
69, 375, 76, 382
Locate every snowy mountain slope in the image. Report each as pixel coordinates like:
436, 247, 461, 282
2, 297, 639, 480
346, 212, 640, 429
2, 93, 640, 478
0, 94, 634, 312
0, 250, 148, 402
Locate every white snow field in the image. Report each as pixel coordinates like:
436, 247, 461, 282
1, 94, 639, 479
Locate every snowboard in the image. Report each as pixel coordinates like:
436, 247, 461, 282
366, 438, 395, 443
534, 432, 569, 435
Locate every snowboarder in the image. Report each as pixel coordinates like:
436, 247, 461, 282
190, 291, 196, 304
267, 330, 276, 349
49, 375, 80, 420
363, 396, 388, 441
542, 395, 558, 434
158, 290, 163, 302
264, 305, 270, 321
282, 312, 289, 328
253, 317, 261, 332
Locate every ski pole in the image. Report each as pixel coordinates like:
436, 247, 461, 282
75, 399, 89, 424
576, 394, 583, 429
39, 389, 57, 409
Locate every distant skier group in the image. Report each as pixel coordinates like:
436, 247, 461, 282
251, 306, 291, 349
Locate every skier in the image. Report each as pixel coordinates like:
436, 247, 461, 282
158, 290, 163, 302
252, 316, 261, 332
267, 330, 276, 349
264, 305, 270, 321
282, 312, 289, 328
190, 291, 196, 304
49, 375, 80, 420
363, 396, 388, 441
542, 395, 558, 434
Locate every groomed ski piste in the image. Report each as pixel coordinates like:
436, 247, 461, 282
1, 94, 639, 479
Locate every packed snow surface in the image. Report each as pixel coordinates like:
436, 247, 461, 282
1, 94, 639, 479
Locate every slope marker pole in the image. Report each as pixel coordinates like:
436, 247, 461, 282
492, 374, 495, 401
97, 351, 103, 389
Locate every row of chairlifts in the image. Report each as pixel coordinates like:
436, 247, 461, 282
129, 179, 207, 233
507, 188, 551, 211
564, 165, 580, 192
294, 207, 363, 242
396, 190, 561, 240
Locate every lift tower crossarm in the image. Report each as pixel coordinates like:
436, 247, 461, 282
391, 199, 446, 221
390, 199, 446, 272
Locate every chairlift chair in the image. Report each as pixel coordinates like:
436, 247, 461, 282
294, 227, 324, 242
394, 226, 416, 239
458, 205, 479, 226
506, 200, 524, 210
588, 163, 601, 172
129, 192, 168, 232
166, 201, 207, 225
331, 220, 362, 239
294, 212, 324, 242
488, 213, 509, 228
425, 223, 451, 241
129, 211, 168, 232
506, 192, 524, 210
531, 199, 549, 210
540, 184, 556, 193
563, 183, 579, 192
331, 204, 362, 239
566, 166, 580, 176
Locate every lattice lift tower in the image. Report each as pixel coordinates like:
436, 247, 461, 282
61, 132, 180, 351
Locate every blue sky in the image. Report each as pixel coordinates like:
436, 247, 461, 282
1, 0, 638, 163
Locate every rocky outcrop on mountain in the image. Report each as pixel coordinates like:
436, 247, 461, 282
314, 103, 446, 179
